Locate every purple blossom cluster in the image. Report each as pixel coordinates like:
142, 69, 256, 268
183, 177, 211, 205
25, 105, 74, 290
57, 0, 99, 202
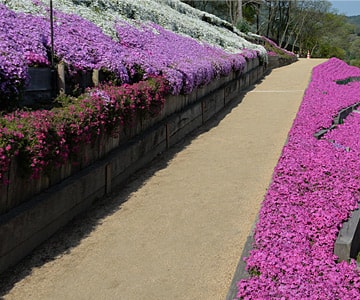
0, 3, 129, 99
241, 49, 260, 60
0, 3, 259, 102
0, 2, 262, 180
51, 10, 128, 81
116, 22, 248, 94
236, 58, 360, 299
0, 4, 48, 99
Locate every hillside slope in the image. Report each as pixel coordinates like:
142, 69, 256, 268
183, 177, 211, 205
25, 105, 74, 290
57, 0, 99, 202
0, 0, 274, 105
1, 0, 266, 57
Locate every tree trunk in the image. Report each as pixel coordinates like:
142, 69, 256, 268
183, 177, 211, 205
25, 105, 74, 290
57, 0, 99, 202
256, 4, 260, 33
266, 1, 271, 37
238, 0, 242, 21
279, 2, 291, 48
277, 1, 282, 45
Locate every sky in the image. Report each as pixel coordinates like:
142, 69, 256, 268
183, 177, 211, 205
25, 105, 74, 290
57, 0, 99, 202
329, 0, 360, 16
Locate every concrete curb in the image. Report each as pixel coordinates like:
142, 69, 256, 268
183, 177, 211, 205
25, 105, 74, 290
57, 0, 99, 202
335, 202, 360, 262
226, 219, 257, 300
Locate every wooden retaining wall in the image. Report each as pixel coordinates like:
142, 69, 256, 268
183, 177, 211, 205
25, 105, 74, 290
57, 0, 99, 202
0, 56, 293, 274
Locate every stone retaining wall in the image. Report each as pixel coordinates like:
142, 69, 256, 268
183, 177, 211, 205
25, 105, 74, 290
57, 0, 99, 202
0, 57, 292, 274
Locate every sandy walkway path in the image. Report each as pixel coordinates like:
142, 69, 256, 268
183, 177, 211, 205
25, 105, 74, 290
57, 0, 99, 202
0, 59, 326, 300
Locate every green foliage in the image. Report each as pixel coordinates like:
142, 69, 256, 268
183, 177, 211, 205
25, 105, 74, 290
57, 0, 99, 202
181, 0, 230, 23
248, 267, 261, 277
335, 76, 360, 85
236, 19, 251, 33
348, 37, 360, 62
319, 43, 346, 59
243, 3, 258, 24
53, 92, 78, 107
350, 59, 360, 67
182, 0, 360, 63
99, 67, 123, 86
347, 15, 360, 33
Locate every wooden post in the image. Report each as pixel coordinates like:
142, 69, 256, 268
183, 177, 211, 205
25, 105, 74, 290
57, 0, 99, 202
50, 0, 55, 69
105, 163, 112, 195
166, 123, 170, 149
201, 100, 205, 124
57, 62, 66, 93
92, 69, 99, 87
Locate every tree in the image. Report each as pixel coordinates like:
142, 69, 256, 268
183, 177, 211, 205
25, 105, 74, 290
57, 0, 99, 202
181, 0, 360, 64
258, 1, 334, 56
182, 0, 209, 12
225, 0, 244, 25
243, 0, 262, 32
181, 0, 261, 31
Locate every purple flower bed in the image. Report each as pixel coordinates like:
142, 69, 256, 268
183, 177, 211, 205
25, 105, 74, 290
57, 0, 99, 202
51, 10, 128, 82
0, 4, 129, 100
0, 5, 47, 99
236, 58, 360, 299
0, 3, 260, 103
0, 2, 263, 182
116, 22, 249, 94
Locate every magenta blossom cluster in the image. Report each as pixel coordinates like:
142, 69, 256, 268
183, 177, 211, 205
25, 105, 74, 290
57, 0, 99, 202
116, 21, 248, 94
236, 58, 360, 299
267, 51, 278, 57
0, 76, 168, 182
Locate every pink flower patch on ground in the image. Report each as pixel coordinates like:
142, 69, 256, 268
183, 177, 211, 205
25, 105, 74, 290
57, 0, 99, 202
236, 58, 360, 299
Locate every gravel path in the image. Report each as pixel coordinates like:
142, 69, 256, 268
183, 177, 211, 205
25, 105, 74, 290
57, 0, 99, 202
0, 58, 327, 300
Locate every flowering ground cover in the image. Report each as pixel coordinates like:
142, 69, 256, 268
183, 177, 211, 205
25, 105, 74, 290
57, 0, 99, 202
0, 1, 296, 182
261, 36, 297, 58
0, 4, 48, 103
0, 3, 130, 99
0, 0, 265, 104
0, 0, 273, 181
116, 21, 249, 94
248, 33, 296, 59
0, 76, 168, 182
235, 58, 360, 299
1, 0, 266, 57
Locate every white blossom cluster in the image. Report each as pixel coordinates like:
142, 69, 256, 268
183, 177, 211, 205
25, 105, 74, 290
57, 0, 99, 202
0, 0, 267, 58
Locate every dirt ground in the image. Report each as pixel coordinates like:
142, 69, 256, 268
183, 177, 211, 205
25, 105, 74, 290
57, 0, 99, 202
0, 59, 327, 300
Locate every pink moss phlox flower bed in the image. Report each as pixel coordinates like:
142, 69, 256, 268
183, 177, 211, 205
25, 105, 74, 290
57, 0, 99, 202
236, 58, 360, 299
262, 36, 296, 57
267, 51, 278, 57
0, 76, 168, 182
